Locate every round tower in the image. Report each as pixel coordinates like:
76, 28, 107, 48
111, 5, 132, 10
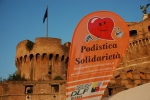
15, 37, 70, 81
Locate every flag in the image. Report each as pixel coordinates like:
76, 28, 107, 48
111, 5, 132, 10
43, 8, 48, 23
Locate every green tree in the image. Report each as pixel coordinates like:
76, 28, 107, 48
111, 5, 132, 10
26, 40, 34, 52
7, 72, 27, 81
53, 76, 63, 80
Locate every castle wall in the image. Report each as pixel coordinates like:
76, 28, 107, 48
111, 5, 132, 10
0, 81, 66, 100
104, 15, 150, 97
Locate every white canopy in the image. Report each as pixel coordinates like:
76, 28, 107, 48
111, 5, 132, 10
108, 82, 150, 100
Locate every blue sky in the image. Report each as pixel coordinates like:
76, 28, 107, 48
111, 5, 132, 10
0, 0, 150, 79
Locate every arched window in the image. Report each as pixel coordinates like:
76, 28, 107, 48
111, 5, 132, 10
65, 57, 69, 64
24, 55, 27, 62
148, 25, 150, 31
55, 54, 59, 61
29, 54, 33, 61
146, 38, 149, 44
17, 58, 20, 64
139, 40, 143, 46
61, 55, 64, 61
135, 41, 138, 47
49, 54, 53, 60
42, 53, 47, 60
20, 56, 22, 63
132, 42, 135, 47
36, 53, 40, 60
129, 43, 132, 49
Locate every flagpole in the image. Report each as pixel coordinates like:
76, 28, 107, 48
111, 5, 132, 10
46, 5, 48, 37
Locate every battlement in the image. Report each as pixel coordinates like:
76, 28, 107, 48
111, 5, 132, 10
126, 22, 139, 26
16, 37, 69, 57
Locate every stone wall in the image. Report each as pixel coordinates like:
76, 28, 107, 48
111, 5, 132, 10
103, 14, 150, 97
0, 80, 66, 100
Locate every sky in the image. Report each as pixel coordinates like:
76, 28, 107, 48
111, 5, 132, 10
0, 0, 150, 79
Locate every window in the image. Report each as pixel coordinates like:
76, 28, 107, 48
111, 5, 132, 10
49, 54, 53, 60
20, 56, 22, 63
25, 85, 33, 94
65, 57, 69, 64
24, 55, 27, 62
148, 25, 150, 31
108, 88, 113, 96
42, 53, 47, 60
36, 53, 40, 60
51, 84, 59, 93
29, 54, 33, 61
61, 55, 64, 61
129, 30, 137, 37
55, 54, 59, 61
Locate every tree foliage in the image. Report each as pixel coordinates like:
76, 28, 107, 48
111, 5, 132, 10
53, 76, 63, 80
7, 72, 27, 81
26, 40, 34, 52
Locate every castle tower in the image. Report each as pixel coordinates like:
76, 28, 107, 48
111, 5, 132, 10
15, 37, 70, 81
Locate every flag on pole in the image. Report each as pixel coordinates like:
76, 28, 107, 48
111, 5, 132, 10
43, 8, 48, 23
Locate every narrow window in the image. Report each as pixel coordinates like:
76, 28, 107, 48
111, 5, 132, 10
108, 88, 113, 96
42, 53, 47, 60
36, 53, 40, 60
17, 58, 20, 64
49, 54, 53, 60
65, 57, 69, 64
29, 54, 33, 61
139, 40, 143, 46
55, 54, 59, 61
20, 56, 22, 63
61, 55, 64, 61
146, 38, 149, 44
24, 55, 27, 62
148, 25, 150, 31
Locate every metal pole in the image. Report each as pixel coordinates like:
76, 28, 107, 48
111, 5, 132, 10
46, 5, 48, 37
